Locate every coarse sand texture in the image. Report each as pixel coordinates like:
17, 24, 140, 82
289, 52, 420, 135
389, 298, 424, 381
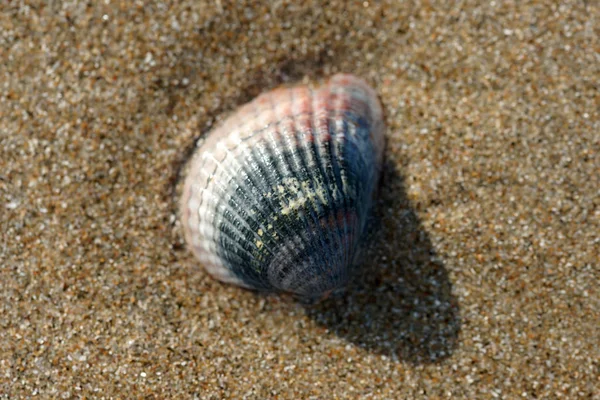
1, 1, 598, 398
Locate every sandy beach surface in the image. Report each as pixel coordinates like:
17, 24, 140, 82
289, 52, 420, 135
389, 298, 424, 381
1, 1, 598, 398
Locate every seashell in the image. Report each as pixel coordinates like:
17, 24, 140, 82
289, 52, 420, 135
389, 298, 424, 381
181, 74, 385, 299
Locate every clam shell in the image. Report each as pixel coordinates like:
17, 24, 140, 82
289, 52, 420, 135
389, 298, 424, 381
181, 74, 385, 298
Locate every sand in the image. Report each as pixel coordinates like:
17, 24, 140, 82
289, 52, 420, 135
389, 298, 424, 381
1, 1, 598, 398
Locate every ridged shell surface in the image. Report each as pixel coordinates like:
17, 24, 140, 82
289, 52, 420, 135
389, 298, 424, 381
181, 74, 385, 298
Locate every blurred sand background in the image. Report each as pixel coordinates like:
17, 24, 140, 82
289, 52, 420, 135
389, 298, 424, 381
1, 1, 598, 398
